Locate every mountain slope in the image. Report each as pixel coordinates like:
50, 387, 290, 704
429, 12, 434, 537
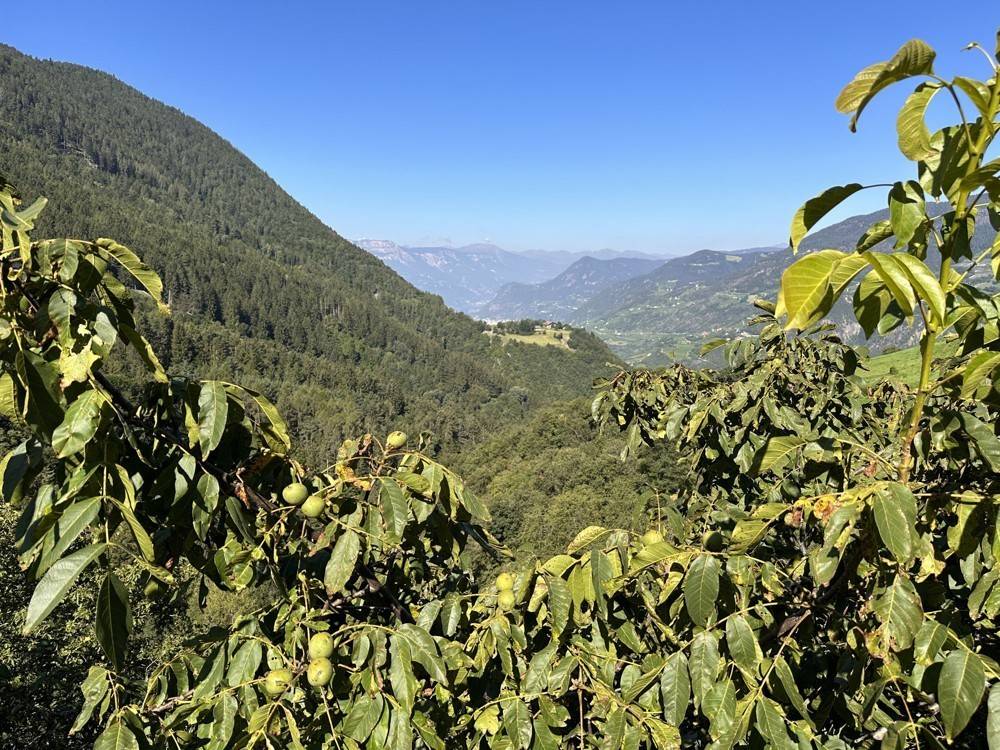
582, 207, 997, 364
0, 44, 618, 459
481, 255, 664, 321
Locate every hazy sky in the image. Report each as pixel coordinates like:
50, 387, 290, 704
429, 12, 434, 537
9, 2, 999, 253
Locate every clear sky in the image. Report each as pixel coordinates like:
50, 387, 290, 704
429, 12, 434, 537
8, 2, 999, 253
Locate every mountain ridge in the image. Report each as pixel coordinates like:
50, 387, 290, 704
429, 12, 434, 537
0, 43, 617, 459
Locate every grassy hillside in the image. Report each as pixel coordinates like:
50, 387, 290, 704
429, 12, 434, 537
0, 45, 617, 460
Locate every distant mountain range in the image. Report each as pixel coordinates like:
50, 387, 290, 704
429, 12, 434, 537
365, 207, 998, 366
356, 239, 672, 314
479, 256, 664, 322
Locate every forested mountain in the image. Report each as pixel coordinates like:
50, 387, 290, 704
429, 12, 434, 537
0, 44, 618, 460
480, 255, 664, 321
580, 207, 997, 364
481, 206, 998, 365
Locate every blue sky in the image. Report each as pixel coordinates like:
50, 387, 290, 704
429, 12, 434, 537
11, 3, 1000, 253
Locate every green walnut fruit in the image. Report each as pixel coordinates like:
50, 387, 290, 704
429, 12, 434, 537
282, 482, 310, 506
702, 530, 725, 553
299, 494, 326, 519
143, 577, 168, 599
308, 632, 334, 659
307, 657, 333, 687
640, 529, 664, 546
386, 431, 408, 450
495, 572, 514, 591
498, 590, 516, 611
263, 668, 293, 697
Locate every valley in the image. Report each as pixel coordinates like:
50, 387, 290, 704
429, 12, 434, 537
368, 208, 997, 366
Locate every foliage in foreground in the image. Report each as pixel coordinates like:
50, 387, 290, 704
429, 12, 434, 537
3, 28, 1000, 750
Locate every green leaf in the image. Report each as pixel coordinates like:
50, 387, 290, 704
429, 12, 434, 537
772, 655, 812, 728
567, 525, 610, 553
872, 483, 917, 564
897, 83, 941, 160
389, 635, 417, 713
380, 478, 408, 544
836, 39, 936, 131
546, 574, 571, 635
725, 614, 762, 677
892, 252, 945, 326
107, 497, 154, 562
872, 574, 922, 652
95, 238, 166, 308
226, 638, 262, 687
863, 251, 917, 316
197, 381, 228, 457
754, 698, 794, 749
959, 414, 1000, 471
95, 571, 131, 670
754, 435, 807, 475
38, 497, 101, 576
660, 651, 690, 727
961, 351, 1000, 399
324, 528, 360, 596
939, 649, 986, 741
24, 542, 107, 633
887, 181, 926, 248
789, 185, 864, 251
688, 630, 720, 709
342, 694, 384, 742
503, 697, 532, 749
70, 666, 109, 734
987, 683, 1000, 750
683, 554, 720, 627
397, 623, 447, 683
52, 390, 105, 458
777, 250, 858, 330
914, 619, 949, 665
207, 693, 238, 750
93, 720, 139, 750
